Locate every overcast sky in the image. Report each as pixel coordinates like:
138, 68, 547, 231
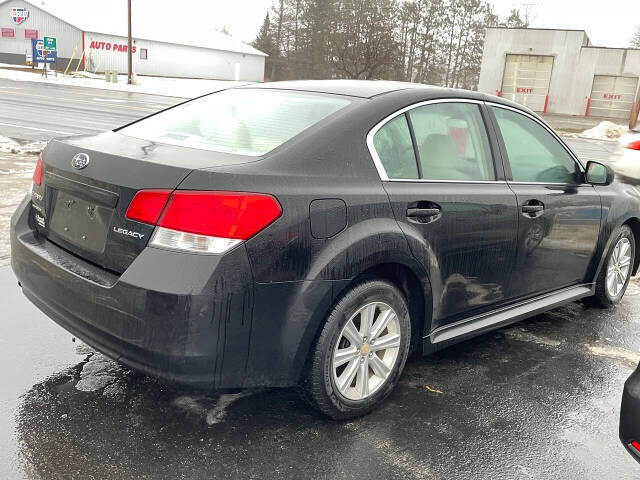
198, 0, 638, 48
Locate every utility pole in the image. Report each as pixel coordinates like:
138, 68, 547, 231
630, 85, 640, 130
127, 0, 133, 84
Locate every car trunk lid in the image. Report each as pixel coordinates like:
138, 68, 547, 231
33, 132, 259, 273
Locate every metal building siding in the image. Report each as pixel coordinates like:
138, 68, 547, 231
480, 28, 640, 117
85, 32, 265, 81
588, 75, 639, 119
501, 54, 553, 112
0, 0, 81, 59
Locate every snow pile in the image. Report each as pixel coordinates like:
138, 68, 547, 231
0, 136, 46, 154
579, 121, 627, 140
0, 65, 247, 98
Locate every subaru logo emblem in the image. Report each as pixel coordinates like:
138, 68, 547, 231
71, 153, 90, 170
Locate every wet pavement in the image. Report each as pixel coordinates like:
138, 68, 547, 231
2, 264, 640, 479
2, 83, 640, 477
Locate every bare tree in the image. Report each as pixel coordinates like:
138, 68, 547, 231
252, 0, 510, 90
632, 26, 640, 49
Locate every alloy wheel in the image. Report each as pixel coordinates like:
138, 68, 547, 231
606, 237, 632, 298
331, 302, 401, 401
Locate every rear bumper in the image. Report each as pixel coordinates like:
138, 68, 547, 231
620, 362, 640, 462
11, 196, 255, 388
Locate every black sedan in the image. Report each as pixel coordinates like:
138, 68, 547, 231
10, 80, 640, 419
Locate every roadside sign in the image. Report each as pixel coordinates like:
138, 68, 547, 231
32, 38, 57, 63
44, 36, 56, 51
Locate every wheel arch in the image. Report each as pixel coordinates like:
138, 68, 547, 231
306, 260, 431, 369
351, 263, 431, 352
623, 217, 640, 276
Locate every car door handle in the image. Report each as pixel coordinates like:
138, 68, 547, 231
406, 207, 441, 218
521, 205, 543, 213
521, 200, 545, 217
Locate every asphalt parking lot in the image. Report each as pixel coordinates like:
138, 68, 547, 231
2, 78, 640, 479
2, 267, 640, 479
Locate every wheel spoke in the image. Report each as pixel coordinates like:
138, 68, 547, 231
370, 333, 400, 352
370, 308, 395, 340
620, 240, 630, 258
334, 346, 359, 368
369, 354, 391, 379
342, 320, 362, 348
611, 245, 618, 264
355, 358, 369, 397
360, 304, 376, 338
338, 359, 359, 391
619, 257, 632, 268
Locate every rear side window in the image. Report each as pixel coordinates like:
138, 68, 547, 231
492, 106, 581, 184
408, 103, 494, 181
372, 115, 419, 179
119, 89, 351, 156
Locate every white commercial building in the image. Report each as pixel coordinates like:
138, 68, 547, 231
0, 0, 266, 81
478, 28, 640, 120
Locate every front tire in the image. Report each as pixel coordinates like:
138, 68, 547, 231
592, 225, 635, 308
304, 279, 411, 420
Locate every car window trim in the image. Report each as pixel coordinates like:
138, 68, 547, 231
366, 98, 503, 183
486, 102, 588, 187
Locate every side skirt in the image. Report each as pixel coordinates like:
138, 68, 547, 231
422, 284, 594, 355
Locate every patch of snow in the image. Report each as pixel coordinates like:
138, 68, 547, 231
75, 374, 116, 392
171, 391, 256, 425
579, 121, 628, 140
0, 66, 248, 98
205, 391, 254, 425
0, 135, 46, 154
585, 344, 640, 367
502, 328, 563, 348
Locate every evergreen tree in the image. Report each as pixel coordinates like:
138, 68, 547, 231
251, 14, 276, 80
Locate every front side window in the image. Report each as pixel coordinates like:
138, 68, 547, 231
372, 115, 419, 179
492, 106, 581, 184
408, 103, 495, 181
119, 89, 351, 156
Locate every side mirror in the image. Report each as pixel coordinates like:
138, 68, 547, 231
586, 161, 614, 185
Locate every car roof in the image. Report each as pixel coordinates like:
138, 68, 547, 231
236, 79, 533, 116
240, 79, 437, 99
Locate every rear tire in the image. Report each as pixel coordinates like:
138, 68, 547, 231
304, 279, 411, 420
591, 225, 635, 308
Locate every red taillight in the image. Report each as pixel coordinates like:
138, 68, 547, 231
632, 440, 640, 452
158, 191, 282, 240
126, 189, 282, 254
33, 153, 43, 186
126, 190, 172, 224
627, 140, 640, 151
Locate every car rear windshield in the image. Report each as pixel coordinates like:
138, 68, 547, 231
118, 89, 351, 156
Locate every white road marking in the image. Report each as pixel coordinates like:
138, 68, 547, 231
0, 122, 75, 135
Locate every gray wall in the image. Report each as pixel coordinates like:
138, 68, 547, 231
478, 28, 640, 116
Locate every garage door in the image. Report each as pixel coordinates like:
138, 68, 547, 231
588, 75, 639, 119
501, 54, 554, 112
